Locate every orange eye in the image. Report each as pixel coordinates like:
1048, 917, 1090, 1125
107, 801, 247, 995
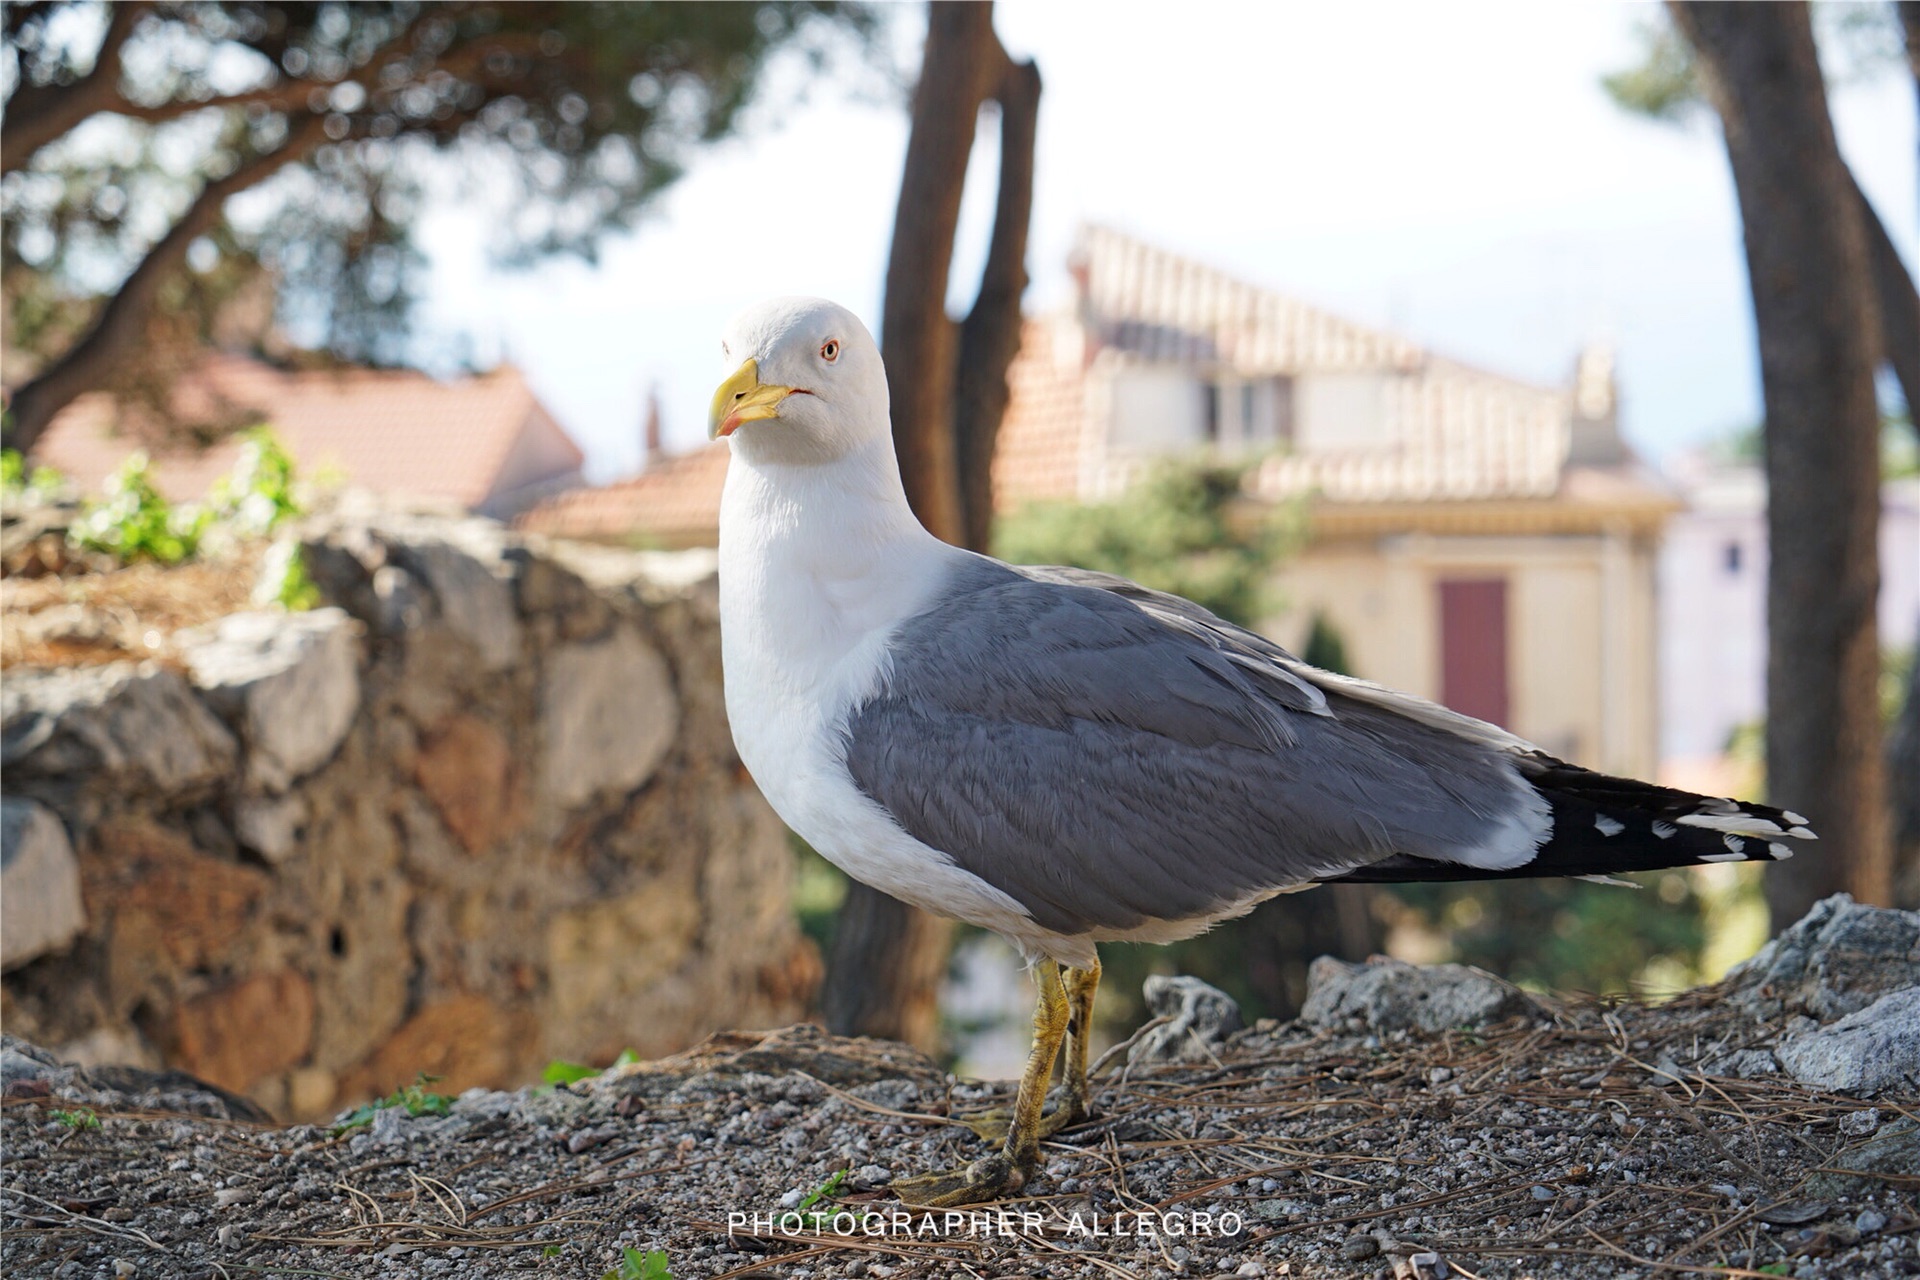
820, 340, 839, 362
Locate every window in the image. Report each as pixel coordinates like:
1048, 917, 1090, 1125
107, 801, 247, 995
1202, 383, 1220, 443
1723, 541, 1743, 575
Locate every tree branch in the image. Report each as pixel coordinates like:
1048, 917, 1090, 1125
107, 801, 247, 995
1900, 1, 1920, 87
953, 52, 1040, 553
5, 115, 329, 454
1855, 172, 1920, 430
2, 1, 149, 175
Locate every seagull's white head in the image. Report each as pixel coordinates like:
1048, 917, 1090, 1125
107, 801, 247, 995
709, 296, 889, 466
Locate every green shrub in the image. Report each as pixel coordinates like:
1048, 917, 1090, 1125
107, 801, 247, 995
69, 453, 209, 564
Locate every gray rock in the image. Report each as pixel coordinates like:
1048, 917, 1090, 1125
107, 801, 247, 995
233, 793, 308, 863
539, 626, 679, 807
181, 609, 360, 792
1806, 1119, 1920, 1197
1134, 975, 1244, 1063
0, 798, 85, 970
1, 662, 237, 791
1300, 955, 1541, 1033
1774, 987, 1920, 1095
1723, 894, 1920, 1022
1703, 1048, 1780, 1079
371, 565, 428, 634
393, 537, 521, 671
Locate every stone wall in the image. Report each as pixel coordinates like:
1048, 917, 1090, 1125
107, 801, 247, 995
0, 504, 819, 1121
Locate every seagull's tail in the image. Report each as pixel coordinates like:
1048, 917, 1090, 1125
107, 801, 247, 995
1321, 759, 1816, 885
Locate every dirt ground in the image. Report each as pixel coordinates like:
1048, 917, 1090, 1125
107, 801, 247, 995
4, 981, 1916, 1280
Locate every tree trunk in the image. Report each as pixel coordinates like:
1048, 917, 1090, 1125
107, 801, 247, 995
879, 1, 1001, 545
5, 118, 326, 454
820, 2, 1040, 1051
820, 883, 953, 1052
1886, 2, 1920, 909
1671, 1, 1890, 924
1891, 634, 1920, 908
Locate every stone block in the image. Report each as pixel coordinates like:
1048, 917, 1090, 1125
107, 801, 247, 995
287, 1065, 337, 1118
164, 970, 315, 1095
181, 608, 360, 792
1301, 954, 1541, 1032
393, 539, 521, 671
1, 662, 236, 792
540, 627, 678, 808
414, 714, 519, 853
545, 879, 702, 1033
0, 799, 85, 971
84, 819, 271, 984
233, 794, 308, 862
336, 994, 512, 1103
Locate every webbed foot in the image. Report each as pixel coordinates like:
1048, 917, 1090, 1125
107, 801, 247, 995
891, 1152, 1028, 1208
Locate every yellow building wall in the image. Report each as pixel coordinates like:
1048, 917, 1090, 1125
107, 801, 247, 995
1265, 530, 1660, 779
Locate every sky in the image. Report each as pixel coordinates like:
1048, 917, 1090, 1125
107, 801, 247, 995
414, 2, 1919, 485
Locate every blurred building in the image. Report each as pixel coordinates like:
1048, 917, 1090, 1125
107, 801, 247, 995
33, 353, 584, 520
518, 389, 728, 548
523, 226, 1677, 777
1659, 456, 1920, 793
996, 227, 1676, 777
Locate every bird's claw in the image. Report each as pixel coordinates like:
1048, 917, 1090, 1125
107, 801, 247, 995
957, 1098, 1089, 1145
891, 1153, 1028, 1208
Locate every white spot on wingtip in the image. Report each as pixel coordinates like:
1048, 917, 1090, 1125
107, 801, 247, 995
1651, 821, 1677, 840
1788, 826, 1818, 840
1594, 815, 1625, 837
1700, 851, 1747, 863
1782, 811, 1809, 826
1679, 811, 1787, 837
1768, 842, 1794, 860
1722, 833, 1743, 853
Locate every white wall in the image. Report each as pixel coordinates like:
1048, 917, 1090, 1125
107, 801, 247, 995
1658, 468, 1920, 766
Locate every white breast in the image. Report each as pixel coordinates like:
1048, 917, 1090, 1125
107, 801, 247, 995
716, 446, 1045, 950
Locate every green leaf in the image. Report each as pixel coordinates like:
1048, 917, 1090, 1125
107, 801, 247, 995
603, 1246, 672, 1280
543, 1060, 602, 1085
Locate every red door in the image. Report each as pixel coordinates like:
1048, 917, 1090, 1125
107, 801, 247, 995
1439, 578, 1510, 728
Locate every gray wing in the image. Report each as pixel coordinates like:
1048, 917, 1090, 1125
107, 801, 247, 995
840, 555, 1543, 937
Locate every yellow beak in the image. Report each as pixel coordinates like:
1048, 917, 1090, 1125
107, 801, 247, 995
709, 359, 796, 439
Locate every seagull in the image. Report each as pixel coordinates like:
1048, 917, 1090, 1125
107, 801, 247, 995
709, 296, 1816, 1207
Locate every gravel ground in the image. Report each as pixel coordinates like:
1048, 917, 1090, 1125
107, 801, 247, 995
4, 984, 1917, 1280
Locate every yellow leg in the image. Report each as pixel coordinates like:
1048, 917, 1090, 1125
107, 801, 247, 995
1003, 958, 1072, 1168
1061, 953, 1102, 1123
894, 960, 1072, 1207
961, 952, 1102, 1145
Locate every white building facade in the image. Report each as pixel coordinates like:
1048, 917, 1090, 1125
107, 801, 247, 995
1659, 459, 1920, 775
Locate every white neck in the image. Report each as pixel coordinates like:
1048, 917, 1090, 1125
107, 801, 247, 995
718, 432, 956, 710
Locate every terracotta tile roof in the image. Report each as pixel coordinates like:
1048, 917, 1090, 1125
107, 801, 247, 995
31, 353, 580, 511
515, 444, 731, 548
1073, 224, 1429, 376
994, 226, 1588, 507
1250, 357, 1570, 503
